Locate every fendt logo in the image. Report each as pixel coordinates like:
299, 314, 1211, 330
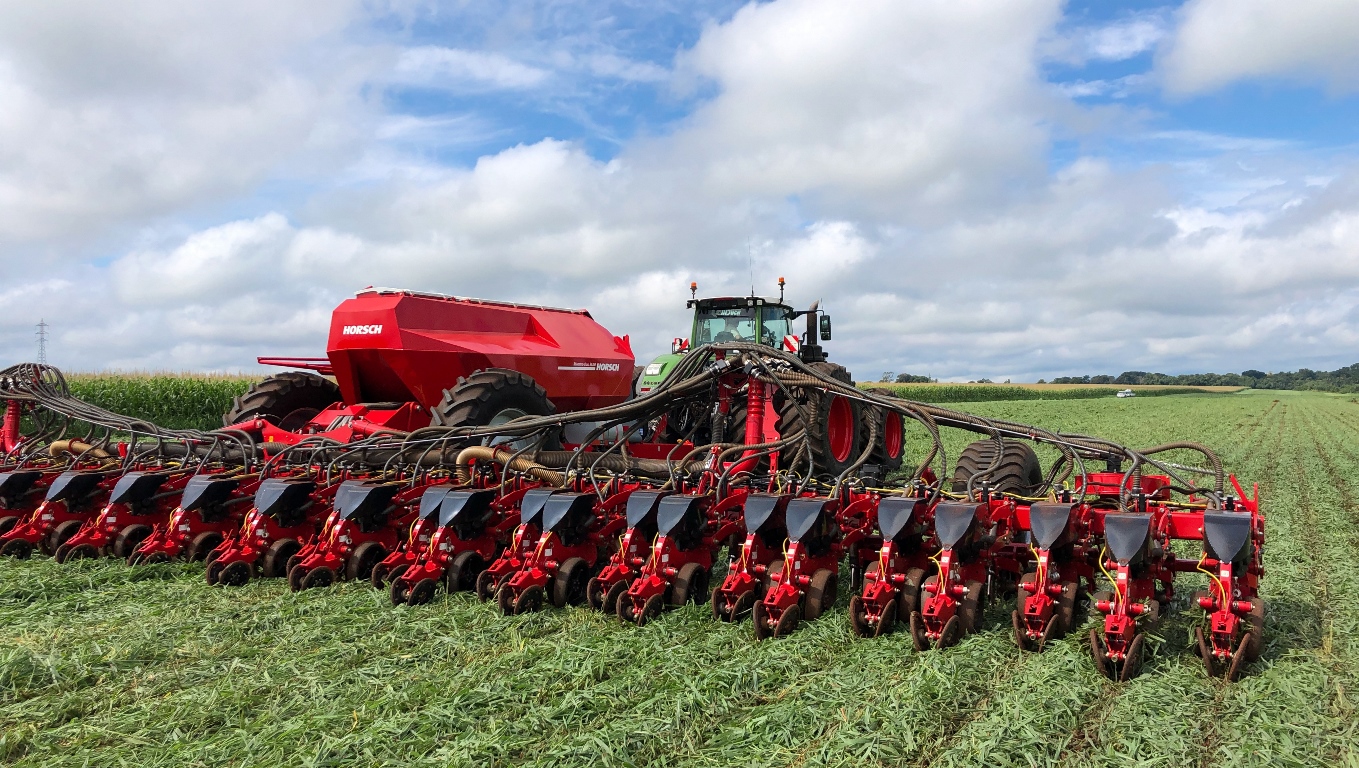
342, 324, 384, 336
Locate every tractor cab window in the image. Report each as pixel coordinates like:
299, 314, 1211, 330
695, 307, 757, 344
760, 307, 794, 346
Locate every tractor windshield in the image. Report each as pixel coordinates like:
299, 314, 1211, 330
694, 307, 758, 345
761, 306, 795, 346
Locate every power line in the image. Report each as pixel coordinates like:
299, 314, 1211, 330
36, 319, 48, 366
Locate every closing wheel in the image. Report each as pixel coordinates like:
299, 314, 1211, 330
408, 578, 438, 606
617, 594, 640, 624
958, 580, 985, 634
66, 543, 100, 562
875, 600, 897, 638
909, 611, 929, 652
1090, 628, 1112, 679
346, 542, 385, 582
263, 539, 301, 578
476, 571, 503, 602
514, 585, 545, 615
936, 615, 963, 650
390, 578, 412, 606
671, 563, 708, 607
287, 565, 308, 592
553, 557, 590, 608
637, 593, 664, 627
370, 563, 392, 590
496, 583, 515, 615
773, 603, 802, 638
1, 539, 34, 559
188, 531, 223, 562
126, 552, 143, 566
114, 525, 152, 559
1195, 625, 1217, 677
1246, 598, 1265, 661
849, 596, 872, 638
302, 566, 335, 590
586, 576, 608, 610
804, 569, 837, 621
447, 551, 483, 593
205, 559, 226, 586
1119, 633, 1145, 682
219, 560, 252, 587
1227, 630, 1252, 682
53, 543, 73, 563
143, 552, 171, 565
753, 601, 774, 641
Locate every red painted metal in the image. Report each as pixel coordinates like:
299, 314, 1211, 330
320, 289, 634, 412
2, 400, 21, 454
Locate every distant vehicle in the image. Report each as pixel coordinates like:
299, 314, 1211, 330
1116, 388, 1136, 398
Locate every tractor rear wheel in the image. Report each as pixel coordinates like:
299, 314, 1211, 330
0, 515, 17, 536
775, 362, 862, 479
222, 371, 341, 429
951, 440, 1043, 498
863, 406, 906, 474
429, 369, 560, 449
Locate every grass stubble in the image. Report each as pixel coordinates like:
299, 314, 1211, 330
2, 392, 1358, 766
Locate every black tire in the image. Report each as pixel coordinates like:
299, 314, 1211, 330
49, 519, 83, 554
951, 439, 1043, 497
113, 525, 152, 559
863, 406, 906, 474
447, 551, 483, 593
346, 542, 385, 582
262, 539, 301, 578
775, 362, 863, 478
0, 515, 19, 536
552, 557, 590, 607
804, 569, 837, 621
222, 371, 341, 428
188, 531, 223, 563
429, 369, 558, 445
219, 561, 252, 587
670, 563, 708, 607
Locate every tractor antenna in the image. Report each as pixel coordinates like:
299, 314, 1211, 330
748, 241, 755, 297
778, 277, 785, 303
36, 319, 48, 366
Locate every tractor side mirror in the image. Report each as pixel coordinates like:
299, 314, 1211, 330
819, 315, 832, 341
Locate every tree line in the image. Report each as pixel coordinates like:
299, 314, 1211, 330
1043, 363, 1359, 392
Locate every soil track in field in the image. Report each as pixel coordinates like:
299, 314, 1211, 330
2, 391, 1358, 767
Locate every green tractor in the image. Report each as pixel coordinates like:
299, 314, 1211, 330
638, 280, 904, 479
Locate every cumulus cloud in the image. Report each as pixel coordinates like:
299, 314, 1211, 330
3, 0, 1359, 384
0, 0, 370, 249
1161, 0, 1359, 94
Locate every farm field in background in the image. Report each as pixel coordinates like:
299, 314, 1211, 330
2, 389, 1355, 767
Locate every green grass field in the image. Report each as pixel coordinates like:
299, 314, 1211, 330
2, 390, 1356, 767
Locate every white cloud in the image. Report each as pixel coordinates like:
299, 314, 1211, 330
1161, 0, 1359, 94
1043, 11, 1168, 65
393, 46, 551, 90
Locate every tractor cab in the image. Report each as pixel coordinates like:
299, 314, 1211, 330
637, 279, 830, 395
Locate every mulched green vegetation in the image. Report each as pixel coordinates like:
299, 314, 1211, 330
2, 390, 1357, 766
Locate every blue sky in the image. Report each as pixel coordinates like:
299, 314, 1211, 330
1, 0, 1358, 381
